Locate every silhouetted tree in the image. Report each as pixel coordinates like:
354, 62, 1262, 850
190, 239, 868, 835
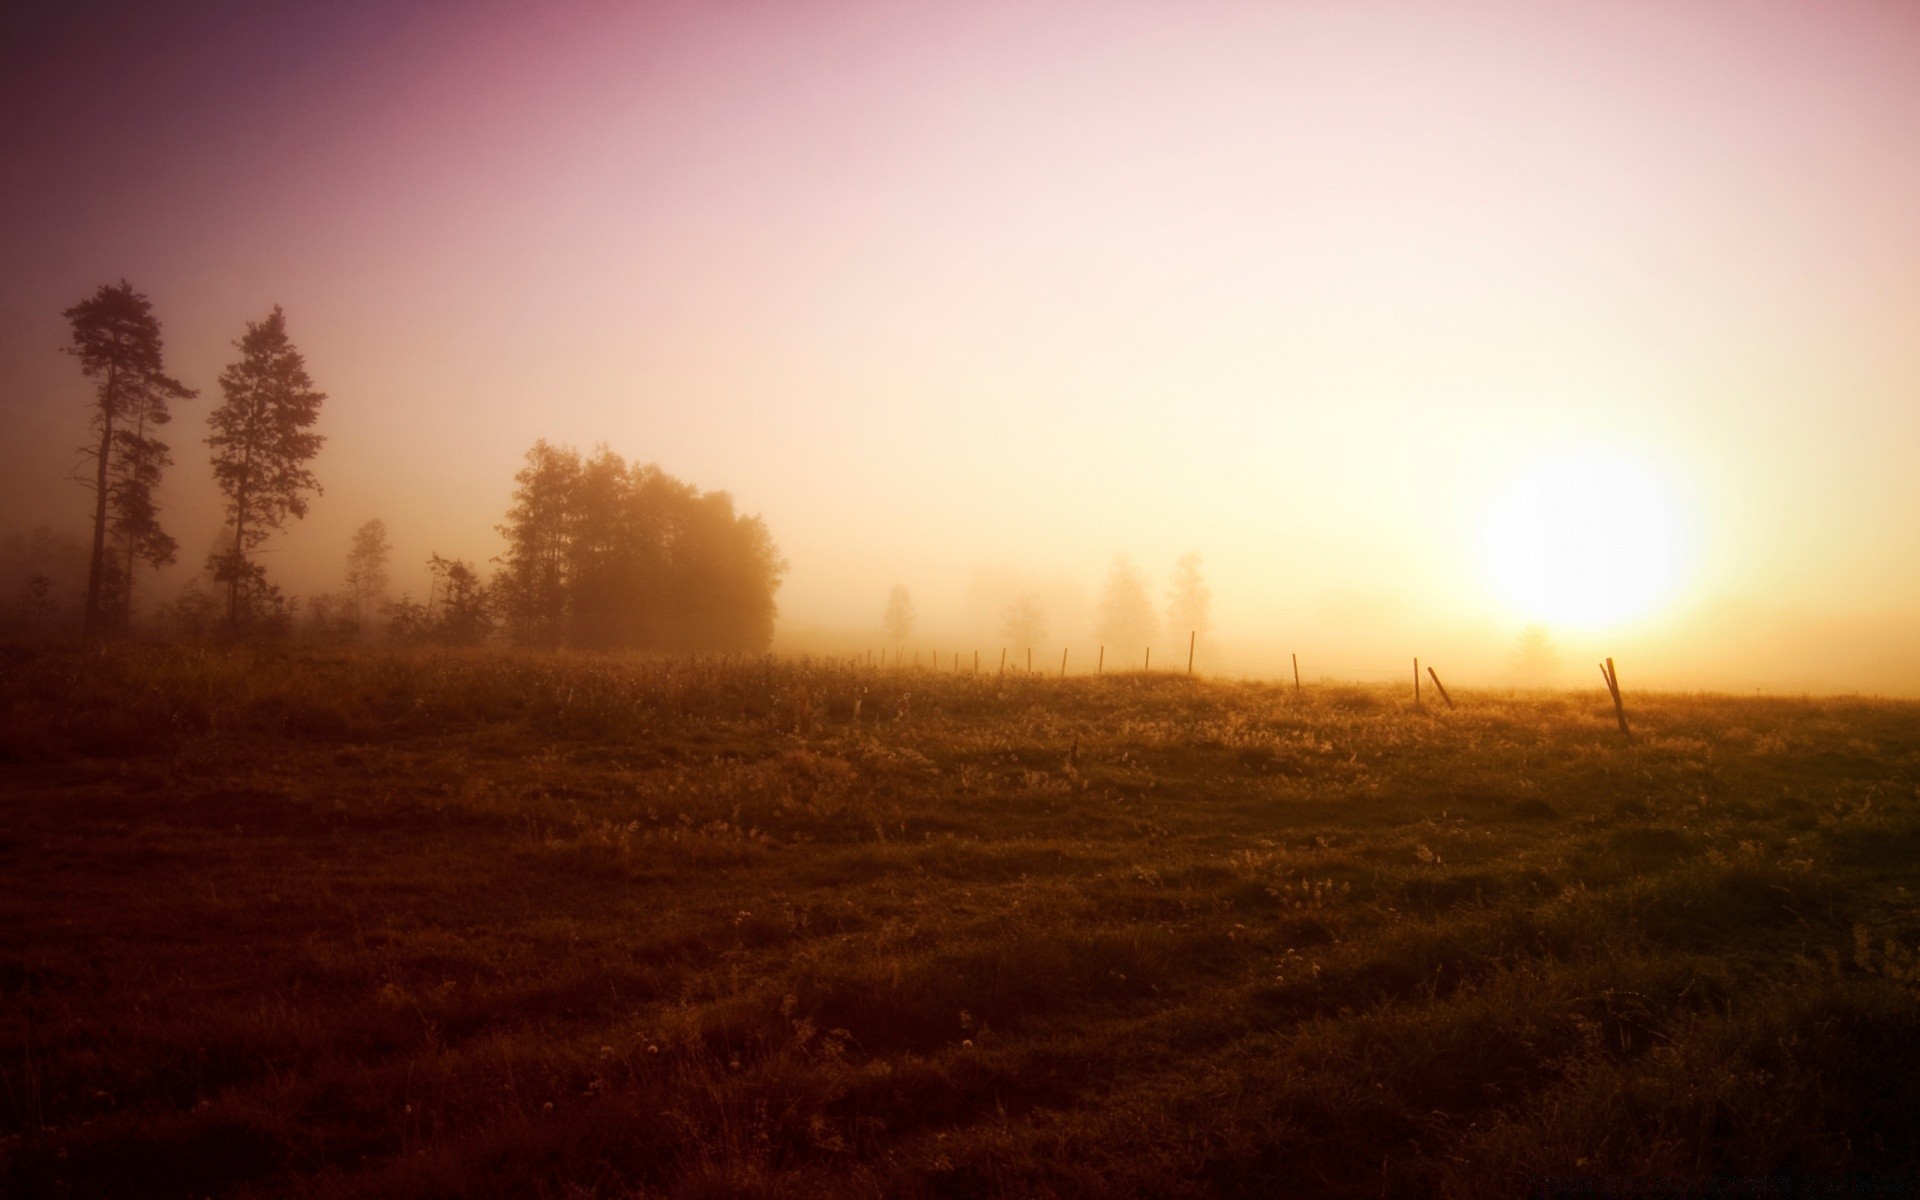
205, 306, 326, 629
344, 518, 390, 629
883, 584, 915, 645
495, 440, 785, 651
425, 553, 492, 645
1165, 552, 1213, 660
1000, 593, 1047, 649
63, 282, 196, 633
663, 488, 783, 651
1095, 555, 1158, 658
495, 440, 579, 646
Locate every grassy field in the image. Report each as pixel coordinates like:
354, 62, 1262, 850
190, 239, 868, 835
3, 644, 1919, 1198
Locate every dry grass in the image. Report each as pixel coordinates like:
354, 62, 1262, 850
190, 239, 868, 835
3, 643, 1919, 1197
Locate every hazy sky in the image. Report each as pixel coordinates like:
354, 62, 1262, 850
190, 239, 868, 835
6, 0, 1920, 691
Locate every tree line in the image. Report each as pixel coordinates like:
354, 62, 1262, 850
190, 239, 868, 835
39, 281, 785, 650
879, 551, 1216, 663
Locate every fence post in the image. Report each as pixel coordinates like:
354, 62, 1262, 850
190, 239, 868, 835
1187, 630, 1195, 675
1601, 658, 1631, 740
1145, 647, 1151, 671
999, 648, 1006, 675
1061, 647, 1068, 679
1426, 666, 1454, 710
1098, 645, 1104, 675
1292, 653, 1300, 693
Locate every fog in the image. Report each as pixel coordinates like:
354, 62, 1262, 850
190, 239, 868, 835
5, 1, 1920, 692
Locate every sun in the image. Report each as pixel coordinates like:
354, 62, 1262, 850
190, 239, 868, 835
1475, 443, 1694, 631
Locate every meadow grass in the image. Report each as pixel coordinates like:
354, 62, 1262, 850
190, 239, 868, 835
2, 643, 1918, 1197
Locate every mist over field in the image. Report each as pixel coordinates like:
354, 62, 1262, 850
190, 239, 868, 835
7, 8, 1920, 1191
4, 1, 1920, 692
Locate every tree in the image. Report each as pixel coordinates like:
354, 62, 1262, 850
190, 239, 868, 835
205, 306, 326, 629
1000, 592, 1047, 650
106, 426, 180, 624
1164, 552, 1214, 660
427, 553, 493, 645
63, 282, 196, 633
494, 440, 580, 646
344, 518, 391, 629
883, 584, 915, 645
1094, 554, 1158, 658
494, 440, 785, 652
1511, 624, 1560, 688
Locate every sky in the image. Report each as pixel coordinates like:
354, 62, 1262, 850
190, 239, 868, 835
5, 0, 1920, 692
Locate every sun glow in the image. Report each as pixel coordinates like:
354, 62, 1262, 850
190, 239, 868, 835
1476, 444, 1695, 631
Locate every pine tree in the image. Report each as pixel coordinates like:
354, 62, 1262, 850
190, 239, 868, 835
63, 282, 196, 633
205, 306, 326, 629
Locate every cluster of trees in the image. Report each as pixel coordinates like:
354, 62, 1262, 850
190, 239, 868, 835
63, 282, 325, 635
47, 282, 786, 652
493, 441, 786, 652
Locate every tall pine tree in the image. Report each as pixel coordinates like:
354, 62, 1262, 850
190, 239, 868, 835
63, 282, 195, 633
205, 306, 326, 629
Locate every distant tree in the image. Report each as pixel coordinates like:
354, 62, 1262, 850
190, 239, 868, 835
425, 553, 492, 645
1511, 624, 1560, 687
305, 593, 351, 642
0, 527, 88, 632
567, 445, 635, 648
63, 282, 196, 633
1000, 592, 1047, 649
156, 578, 222, 639
663, 488, 784, 651
344, 518, 391, 629
6, 574, 56, 639
383, 595, 429, 644
1164, 552, 1213, 658
1094, 555, 1159, 658
494, 440, 580, 646
205, 306, 326, 629
495, 440, 785, 652
883, 584, 915, 645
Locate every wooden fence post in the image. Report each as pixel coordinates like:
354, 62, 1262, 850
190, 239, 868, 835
1187, 630, 1195, 675
999, 648, 1006, 674
1426, 666, 1454, 710
1292, 653, 1300, 693
1601, 658, 1631, 740
1145, 647, 1151, 671
1027, 647, 1032, 673
1097, 646, 1104, 675
1061, 648, 1068, 679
